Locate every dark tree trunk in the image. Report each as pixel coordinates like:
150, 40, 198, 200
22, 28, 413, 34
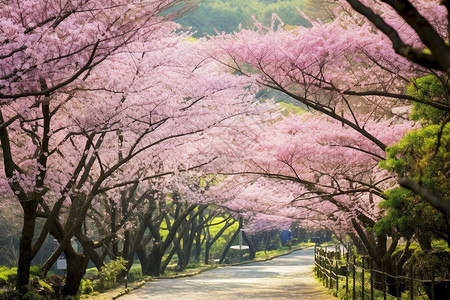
219, 217, 242, 264
62, 249, 91, 297
136, 244, 149, 275
194, 215, 203, 262
122, 229, 131, 260
179, 221, 196, 269
242, 231, 255, 259
194, 227, 202, 262
204, 239, 211, 264
17, 200, 38, 291
145, 246, 164, 277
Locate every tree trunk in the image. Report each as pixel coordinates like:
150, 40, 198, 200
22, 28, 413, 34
62, 249, 91, 297
219, 217, 242, 264
194, 214, 203, 262
242, 231, 255, 259
17, 200, 38, 291
145, 246, 164, 277
136, 244, 149, 275
204, 241, 211, 264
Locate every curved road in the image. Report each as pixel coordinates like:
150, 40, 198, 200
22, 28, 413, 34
120, 248, 336, 299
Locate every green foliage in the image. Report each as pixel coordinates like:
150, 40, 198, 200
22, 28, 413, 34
125, 267, 144, 283
81, 279, 94, 295
209, 217, 239, 237
208, 219, 239, 258
36, 280, 53, 294
378, 73, 449, 249
96, 258, 127, 292
177, 0, 311, 37
22, 290, 43, 300
0, 266, 17, 289
375, 188, 444, 243
81, 258, 128, 295
431, 239, 450, 251
209, 235, 228, 257
407, 75, 447, 125
30, 265, 43, 278
378, 124, 449, 247
381, 124, 449, 192
406, 249, 450, 280
391, 241, 421, 257
0, 266, 58, 299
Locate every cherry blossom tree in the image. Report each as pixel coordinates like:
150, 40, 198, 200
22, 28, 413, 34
200, 111, 413, 295
338, 0, 450, 234
343, 0, 450, 75
0, 14, 271, 294
204, 0, 447, 225
201, 1, 448, 295
0, 0, 202, 101
0, 0, 203, 293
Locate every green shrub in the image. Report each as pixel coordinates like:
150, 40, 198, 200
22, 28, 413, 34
0, 267, 17, 289
0, 275, 7, 288
126, 268, 143, 283
88, 258, 127, 293
30, 266, 42, 278
80, 279, 93, 294
37, 280, 53, 295
22, 290, 42, 300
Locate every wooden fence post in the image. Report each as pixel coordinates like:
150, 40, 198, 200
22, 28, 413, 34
336, 257, 339, 292
431, 269, 435, 300
382, 260, 387, 300
329, 254, 333, 289
353, 255, 356, 300
361, 256, 365, 300
370, 259, 374, 300
409, 264, 413, 300
346, 246, 349, 299
315, 247, 319, 278
322, 249, 326, 286
325, 247, 328, 288
395, 265, 400, 300
335, 245, 339, 292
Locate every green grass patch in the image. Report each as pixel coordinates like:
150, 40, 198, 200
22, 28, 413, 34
254, 242, 314, 261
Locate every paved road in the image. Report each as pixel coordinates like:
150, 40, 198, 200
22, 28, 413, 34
120, 248, 336, 300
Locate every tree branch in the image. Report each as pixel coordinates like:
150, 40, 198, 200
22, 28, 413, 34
346, 0, 446, 72
0, 41, 100, 99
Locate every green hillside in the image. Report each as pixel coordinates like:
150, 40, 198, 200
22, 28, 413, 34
177, 0, 311, 37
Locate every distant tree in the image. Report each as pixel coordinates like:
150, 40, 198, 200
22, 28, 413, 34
177, 0, 311, 37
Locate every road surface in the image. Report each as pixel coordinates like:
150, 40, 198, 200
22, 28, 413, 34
120, 248, 336, 299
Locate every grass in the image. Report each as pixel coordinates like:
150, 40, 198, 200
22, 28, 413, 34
253, 242, 315, 261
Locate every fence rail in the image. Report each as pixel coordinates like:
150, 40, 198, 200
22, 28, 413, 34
314, 246, 450, 300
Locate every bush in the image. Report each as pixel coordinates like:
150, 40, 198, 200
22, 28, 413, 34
80, 258, 127, 294
97, 258, 127, 292
29, 266, 42, 278
80, 279, 93, 294
0, 290, 21, 300
45, 274, 64, 300
0, 267, 17, 290
0, 266, 60, 300
22, 290, 42, 300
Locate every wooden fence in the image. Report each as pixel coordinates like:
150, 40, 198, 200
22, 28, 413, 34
314, 246, 450, 300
